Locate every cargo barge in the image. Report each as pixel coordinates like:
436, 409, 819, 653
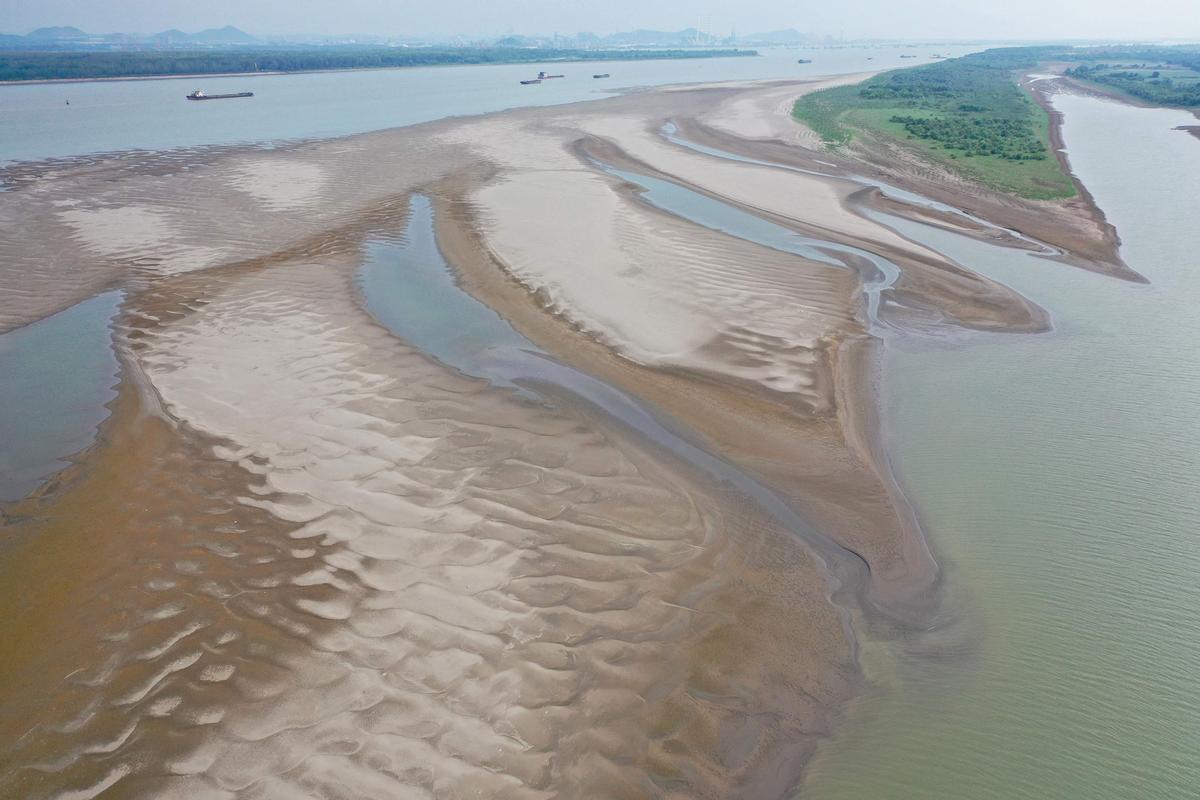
186, 89, 254, 101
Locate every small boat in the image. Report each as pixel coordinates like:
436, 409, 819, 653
593, 73, 610, 79
186, 89, 253, 101
796, 58, 812, 64
537, 71, 564, 79
520, 78, 542, 85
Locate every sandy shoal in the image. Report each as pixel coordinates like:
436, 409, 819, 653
0, 70, 1130, 797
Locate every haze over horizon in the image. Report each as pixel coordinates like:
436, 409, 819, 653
2, 0, 1199, 42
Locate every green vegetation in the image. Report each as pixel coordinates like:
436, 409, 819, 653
0, 46, 757, 82
888, 116, 1048, 161
1065, 54, 1200, 109
793, 47, 1074, 199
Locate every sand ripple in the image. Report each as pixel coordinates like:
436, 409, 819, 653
0, 242, 849, 797
0, 75, 1060, 797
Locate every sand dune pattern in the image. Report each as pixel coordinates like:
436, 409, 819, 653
0, 78, 1083, 797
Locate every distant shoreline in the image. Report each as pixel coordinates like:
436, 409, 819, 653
0, 48, 759, 86
0, 69, 288, 86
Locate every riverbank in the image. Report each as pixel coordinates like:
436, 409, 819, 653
0, 72, 1129, 796
0, 47, 759, 84
0, 51, 761, 88
1050, 70, 1200, 125
800, 86, 1200, 800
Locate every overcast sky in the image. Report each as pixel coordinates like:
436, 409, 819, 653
3, 0, 1198, 41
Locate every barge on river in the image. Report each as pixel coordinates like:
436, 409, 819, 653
186, 89, 254, 101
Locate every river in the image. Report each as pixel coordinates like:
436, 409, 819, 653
800, 94, 1200, 798
0, 45, 979, 165
2, 49, 1198, 798
0, 44, 980, 505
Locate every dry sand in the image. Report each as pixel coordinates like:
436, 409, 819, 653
0, 73, 1128, 797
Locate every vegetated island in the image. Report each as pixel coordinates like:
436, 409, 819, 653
793, 47, 1075, 199
0, 46, 758, 83
793, 45, 1200, 201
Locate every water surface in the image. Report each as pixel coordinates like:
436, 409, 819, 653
801, 95, 1200, 799
595, 161, 899, 326
0, 45, 982, 164
0, 291, 121, 501
358, 196, 872, 604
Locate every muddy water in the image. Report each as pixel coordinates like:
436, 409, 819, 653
801, 95, 1200, 798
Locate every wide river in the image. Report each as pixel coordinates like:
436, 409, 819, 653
801, 94, 1200, 798
0, 44, 978, 164
3, 46, 1198, 797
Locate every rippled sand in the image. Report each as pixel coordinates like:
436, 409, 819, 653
0, 76, 1123, 798
1, 238, 850, 798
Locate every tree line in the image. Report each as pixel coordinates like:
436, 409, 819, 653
0, 47, 757, 82
1065, 62, 1200, 109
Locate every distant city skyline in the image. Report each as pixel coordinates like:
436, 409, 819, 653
3, 0, 1199, 42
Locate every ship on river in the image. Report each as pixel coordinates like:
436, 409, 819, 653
186, 89, 254, 101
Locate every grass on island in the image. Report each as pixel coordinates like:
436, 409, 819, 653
793, 48, 1076, 200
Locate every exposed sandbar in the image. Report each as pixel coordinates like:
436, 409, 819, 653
0, 73, 1132, 797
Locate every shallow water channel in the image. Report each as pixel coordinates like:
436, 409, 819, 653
0, 291, 121, 502
357, 194, 876, 608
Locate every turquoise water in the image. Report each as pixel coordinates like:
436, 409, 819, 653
801, 96, 1200, 798
0, 45, 982, 165
0, 291, 121, 501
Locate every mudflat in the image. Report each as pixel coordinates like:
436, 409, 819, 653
0, 74, 1120, 797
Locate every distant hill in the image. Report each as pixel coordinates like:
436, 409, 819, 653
151, 25, 256, 44
493, 35, 541, 48
7, 25, 258, 47
25, 26, 88, 40
602, 28, 711, 46
150, 29, 191, 45
739, 29, 818, 45
189, 26, 257, 44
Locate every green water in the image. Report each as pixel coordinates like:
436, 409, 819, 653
801, 95, 1200, 797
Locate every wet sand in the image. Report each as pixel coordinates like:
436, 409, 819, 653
0, 74, 1125, 797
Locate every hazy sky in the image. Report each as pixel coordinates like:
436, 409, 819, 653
3, 0, 1198, 41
